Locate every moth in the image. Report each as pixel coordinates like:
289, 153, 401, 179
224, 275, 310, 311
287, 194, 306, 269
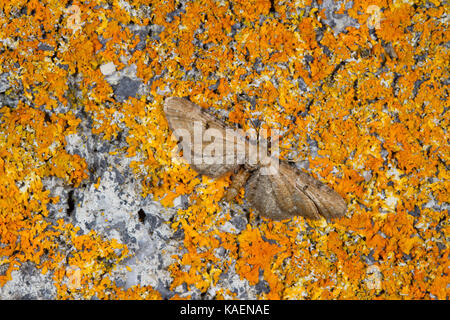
163, 97, 347, 221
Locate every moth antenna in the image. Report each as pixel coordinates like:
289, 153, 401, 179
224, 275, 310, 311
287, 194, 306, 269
240, 106, 260, 132
277, 149, 303, 162
272, 125, 297, 145
265, 125, 297, 155
281, 157, 302, 163
278, 145, 300, 152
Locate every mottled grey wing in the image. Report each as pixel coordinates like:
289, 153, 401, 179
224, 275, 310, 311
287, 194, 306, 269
164, 97, 247, 178
246, 161, 346, 221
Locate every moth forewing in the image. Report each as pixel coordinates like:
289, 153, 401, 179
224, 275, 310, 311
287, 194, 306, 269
170, 127, 193, 164
225, 128, 247, 166
193, 121, 204, 165
202, 127, 224, 165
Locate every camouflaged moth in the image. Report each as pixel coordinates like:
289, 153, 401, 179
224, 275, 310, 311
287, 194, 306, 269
164, 97, 347, 221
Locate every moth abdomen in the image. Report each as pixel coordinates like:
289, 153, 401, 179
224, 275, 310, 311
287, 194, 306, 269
224, 168, 252, 202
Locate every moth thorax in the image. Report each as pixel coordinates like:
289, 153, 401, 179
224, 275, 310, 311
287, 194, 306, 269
244, 162, 259, 172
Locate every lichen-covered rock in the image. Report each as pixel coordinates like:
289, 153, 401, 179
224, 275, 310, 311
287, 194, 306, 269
0, 0, 448, 301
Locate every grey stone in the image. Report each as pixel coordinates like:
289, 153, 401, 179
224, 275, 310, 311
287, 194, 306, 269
0, 73, 11, 93
149, 25, 165, 41
146, 212, 162, 232
230, 215, 247, 232
408, 205, 421, 217
319, 0, 359, 35
307, 136, 319, 159
113, 76, 141, 102
297, 76, 308, 92
255, 279, 271, 295
0, 262, 56, 299
100, 62, 116, 76
37, 42, 54, 51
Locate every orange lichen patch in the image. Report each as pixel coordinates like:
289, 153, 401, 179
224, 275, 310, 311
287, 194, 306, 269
235, 224, 286, 298
0, 103, 87, 285
1, 0, 449, 300
47, 220, 160, 299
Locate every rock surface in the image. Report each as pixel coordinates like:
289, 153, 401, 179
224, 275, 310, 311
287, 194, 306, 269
0, 0, 447, 300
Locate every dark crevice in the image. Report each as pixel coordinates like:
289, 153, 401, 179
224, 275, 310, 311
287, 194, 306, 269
137, 208, 146, 223
269, 0, 276, 13
67, 190, 75, 216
